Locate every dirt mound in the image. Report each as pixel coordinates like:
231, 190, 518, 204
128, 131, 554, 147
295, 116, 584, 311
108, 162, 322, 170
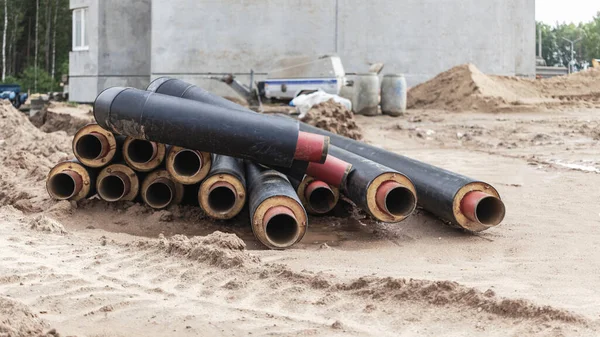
128, 231, 583, 324
334, 277, 583, 323
0, 297, 53, 337
408, 64, 600, 112
134, 232, 260, 268
29, 102, 94, 135
301, 99, 363, 140
28, 215, 67, 234
0, 101, 72, 212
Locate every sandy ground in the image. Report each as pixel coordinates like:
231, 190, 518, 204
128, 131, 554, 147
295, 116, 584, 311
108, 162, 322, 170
1, 101, 600, 336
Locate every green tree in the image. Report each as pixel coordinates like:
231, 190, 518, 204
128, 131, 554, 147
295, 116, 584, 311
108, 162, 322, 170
536, 12, 600, 69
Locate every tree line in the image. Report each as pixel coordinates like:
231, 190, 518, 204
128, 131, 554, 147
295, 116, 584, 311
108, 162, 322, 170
0, 0, 71, 92
536, 13, 600, 69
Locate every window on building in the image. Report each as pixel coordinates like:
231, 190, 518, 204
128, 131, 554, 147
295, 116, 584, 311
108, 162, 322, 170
72, 8, 88, 51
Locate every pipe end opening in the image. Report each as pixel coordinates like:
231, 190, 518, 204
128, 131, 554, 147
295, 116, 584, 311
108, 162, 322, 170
127, 140, 156, 164
76, 134, 104, 160
145, 182, 173, 209
307, 186, 336, 213
173, 150, 202, 177
475, 196, 506, 226
48, 173, 77, 200
98, 175, 126, 202
207, 185, 237, 213
265, 213, 300, 247
384, 186, 416, 217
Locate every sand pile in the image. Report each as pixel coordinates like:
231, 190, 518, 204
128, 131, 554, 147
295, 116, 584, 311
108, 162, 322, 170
128, 231, 584, 324
301, 99, 363, 140
0, 297, 55, 337
0, 101, 71, 212
30, 102, 94, 135
408, 64, 600, 112
134, 231, 260, 268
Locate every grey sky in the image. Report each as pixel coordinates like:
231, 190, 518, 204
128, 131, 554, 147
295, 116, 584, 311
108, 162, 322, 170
536, 0, 600, 24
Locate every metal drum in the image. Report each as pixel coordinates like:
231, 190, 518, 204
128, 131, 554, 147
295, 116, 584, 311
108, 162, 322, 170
381, 74, 407, 116
353, 73, 380, 116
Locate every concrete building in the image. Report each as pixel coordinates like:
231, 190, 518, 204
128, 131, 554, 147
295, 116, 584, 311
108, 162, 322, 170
69, 0, 535, 102
69, 0, 151, 102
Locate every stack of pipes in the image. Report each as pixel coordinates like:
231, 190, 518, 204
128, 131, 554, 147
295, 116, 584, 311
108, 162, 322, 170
46, 78, 505, 249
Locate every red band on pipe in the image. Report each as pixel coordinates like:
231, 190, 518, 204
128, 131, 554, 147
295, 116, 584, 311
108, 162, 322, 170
262, 205, 297, 228
294, 131, 328, 163
304, 180, 331, 201
60, 170, 84, 199
375, 181, 402, 216
209, 180, 237, 195
460, 191, 491, 224
305, 154, 352, 187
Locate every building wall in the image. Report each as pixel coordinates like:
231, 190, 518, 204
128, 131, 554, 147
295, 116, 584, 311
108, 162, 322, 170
69, 0, 99, 102
69, 0, 151, 102
150, 0, 535, 96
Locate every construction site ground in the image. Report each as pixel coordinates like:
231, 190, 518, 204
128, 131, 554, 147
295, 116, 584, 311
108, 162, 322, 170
1, 69, 600, 335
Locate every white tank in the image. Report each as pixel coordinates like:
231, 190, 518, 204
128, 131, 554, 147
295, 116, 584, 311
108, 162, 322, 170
381, 74, 407, 116
353, 73, 380, 116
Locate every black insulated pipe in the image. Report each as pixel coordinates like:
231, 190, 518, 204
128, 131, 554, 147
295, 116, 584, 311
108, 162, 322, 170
147, 77, 348, 183
329, 146, 417, 223
94, 87, 328, 167
245, 161, 307, 249
298, 122, 505, 232
148, 77, 250, 114
198, 154, 246, 220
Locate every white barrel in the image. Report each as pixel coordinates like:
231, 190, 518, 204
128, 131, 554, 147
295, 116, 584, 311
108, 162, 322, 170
353, 73, 380, 116
381, 74, 407, 116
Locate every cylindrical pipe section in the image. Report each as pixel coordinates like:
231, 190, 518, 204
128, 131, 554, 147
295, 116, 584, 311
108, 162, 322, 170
198, 155, 246, 220
96, 163, 139, 202
165, 146, 212, 185
290, 176, 339, 215
460, 191, 506, 227
46, 160, 97, 201
73, 124, 124, 168
147, 77, 251, 113
297, 122, 505, 232
246, 161, 307, 249
141, 170, 184, 209
272, 154, 352, 188
94, 87, 328, 167
123, 137, 166, 172
329, 146, 417, 223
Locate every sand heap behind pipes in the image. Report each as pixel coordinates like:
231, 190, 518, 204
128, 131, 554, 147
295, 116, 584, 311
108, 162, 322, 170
30, 102, 95, 135
408, 64, 600, 112
0, 101, 72, 212
301, 99, 363, 140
